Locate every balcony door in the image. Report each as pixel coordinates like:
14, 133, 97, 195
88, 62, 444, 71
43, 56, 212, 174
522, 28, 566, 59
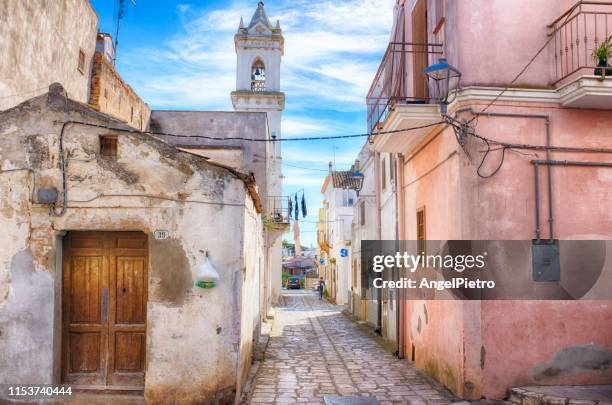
412, 0, 429, 100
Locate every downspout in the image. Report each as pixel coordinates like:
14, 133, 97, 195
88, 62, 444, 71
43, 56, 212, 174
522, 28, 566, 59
532, 160, 612, 240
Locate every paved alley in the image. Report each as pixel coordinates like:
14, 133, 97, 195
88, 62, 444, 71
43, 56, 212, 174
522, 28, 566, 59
245, 291, 457, 405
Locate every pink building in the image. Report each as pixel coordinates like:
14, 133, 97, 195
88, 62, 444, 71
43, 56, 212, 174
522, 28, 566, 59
368, 0, 612, 400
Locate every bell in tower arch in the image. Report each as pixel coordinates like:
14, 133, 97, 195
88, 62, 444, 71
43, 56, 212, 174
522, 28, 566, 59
251, 59, 266, 91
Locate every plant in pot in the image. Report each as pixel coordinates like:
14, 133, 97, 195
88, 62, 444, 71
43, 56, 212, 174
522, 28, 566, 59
592, 35, 612, 77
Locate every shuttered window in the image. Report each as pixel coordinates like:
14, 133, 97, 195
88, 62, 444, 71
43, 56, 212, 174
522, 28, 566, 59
417, 207, 426, 255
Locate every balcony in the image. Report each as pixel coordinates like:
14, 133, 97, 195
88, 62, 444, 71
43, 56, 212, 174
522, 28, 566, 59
549, 1, 612, 108
265, 196, 291, 231
366, 41, 445, 153
366, 41, 443, 134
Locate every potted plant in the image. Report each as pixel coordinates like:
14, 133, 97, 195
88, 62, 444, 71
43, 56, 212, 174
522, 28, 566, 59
592, 35, 612, 77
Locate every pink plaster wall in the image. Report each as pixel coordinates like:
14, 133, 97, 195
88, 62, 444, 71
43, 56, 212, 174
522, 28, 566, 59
390, 0, 612, 400
399, 103, 612, 399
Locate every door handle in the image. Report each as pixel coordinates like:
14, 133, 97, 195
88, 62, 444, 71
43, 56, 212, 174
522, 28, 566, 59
101, 288, 109, 322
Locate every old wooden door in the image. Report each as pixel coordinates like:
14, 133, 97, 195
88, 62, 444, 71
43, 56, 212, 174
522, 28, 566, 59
62, 231, 148, 389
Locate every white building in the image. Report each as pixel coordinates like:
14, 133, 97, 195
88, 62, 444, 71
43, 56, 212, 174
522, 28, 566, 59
350, 143, 378, 325
151, 2, 287, 321
377, 151, 399, 345
320, 165, 359, 305
232, 1, 285, 308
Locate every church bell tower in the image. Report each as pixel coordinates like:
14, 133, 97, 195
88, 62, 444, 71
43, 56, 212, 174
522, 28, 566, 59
232, 1, 284, 135
232, 1, 285, 307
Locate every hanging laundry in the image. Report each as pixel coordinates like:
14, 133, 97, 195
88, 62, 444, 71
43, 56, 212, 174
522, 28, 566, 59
301, 193, 307, 218
288, 197, 293, 221
294, 194, 299, 220
293, 219, 302, 256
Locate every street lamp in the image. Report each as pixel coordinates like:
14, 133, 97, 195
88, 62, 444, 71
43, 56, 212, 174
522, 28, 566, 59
351, 170, 364, 195
423, 58, 461, 115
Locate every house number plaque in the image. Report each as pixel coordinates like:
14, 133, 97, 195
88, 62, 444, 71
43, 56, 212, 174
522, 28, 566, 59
154, 230, 169, 240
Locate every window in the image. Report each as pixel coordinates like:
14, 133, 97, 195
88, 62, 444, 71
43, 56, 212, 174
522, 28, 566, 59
390, 154, 395, 183
77, 49, 86, 74
100, 135, 118, 159
417, 207, 426, 255
359, 201, 366, 226
381, 157, 387, 190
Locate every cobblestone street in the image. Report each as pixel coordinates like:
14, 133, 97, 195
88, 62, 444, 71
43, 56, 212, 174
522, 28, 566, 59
245, 291, 457, 405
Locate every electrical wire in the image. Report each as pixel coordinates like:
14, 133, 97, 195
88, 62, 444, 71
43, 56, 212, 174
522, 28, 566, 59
56, 120, 448, 143
447, 119, 612, 180
283, 163, 332, 172
466, 5, 577, 125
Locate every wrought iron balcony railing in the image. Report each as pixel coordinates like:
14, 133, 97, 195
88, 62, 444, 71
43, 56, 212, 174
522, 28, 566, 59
549, 1, 612, 85
366, 42, 443, 134
267, 196, 291, 225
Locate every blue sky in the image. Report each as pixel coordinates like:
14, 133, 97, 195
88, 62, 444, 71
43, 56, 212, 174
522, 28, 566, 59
90, 0, 394, 246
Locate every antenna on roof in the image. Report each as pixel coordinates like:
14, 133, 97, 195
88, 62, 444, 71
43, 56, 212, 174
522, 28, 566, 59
113, 0, 137, 66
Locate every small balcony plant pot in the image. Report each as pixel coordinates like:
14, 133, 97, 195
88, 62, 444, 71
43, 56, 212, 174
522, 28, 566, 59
592, 35, 612, 77
594, 59, 612, 77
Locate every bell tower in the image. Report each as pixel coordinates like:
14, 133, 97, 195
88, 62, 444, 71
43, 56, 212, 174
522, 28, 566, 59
232, 0, 284, 203
232, 1, 284, 127
232, 1, 285, 308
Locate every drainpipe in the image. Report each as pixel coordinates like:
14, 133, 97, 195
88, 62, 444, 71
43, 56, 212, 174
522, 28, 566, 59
532, 160, 612, 241
455, 108, 554, 240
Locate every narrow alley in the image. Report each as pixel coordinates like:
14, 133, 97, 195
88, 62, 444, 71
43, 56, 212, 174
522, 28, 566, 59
244, 291, 457, 405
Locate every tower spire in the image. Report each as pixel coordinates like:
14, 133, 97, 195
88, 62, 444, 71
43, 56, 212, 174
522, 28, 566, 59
247, 0, 272, 31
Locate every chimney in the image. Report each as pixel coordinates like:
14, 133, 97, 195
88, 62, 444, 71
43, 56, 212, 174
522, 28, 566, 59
96, 33, 115, 63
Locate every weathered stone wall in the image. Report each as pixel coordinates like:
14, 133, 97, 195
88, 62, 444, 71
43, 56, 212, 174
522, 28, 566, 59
236, 196, 264, 401
0, 88, 263, 404
0, 0, 98, 110
89, 52, 151, 130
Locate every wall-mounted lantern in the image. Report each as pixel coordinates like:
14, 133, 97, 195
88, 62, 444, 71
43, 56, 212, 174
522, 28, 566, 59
423, 58, 462, 115
351, 170, 364, 195
195, 251, 220, 288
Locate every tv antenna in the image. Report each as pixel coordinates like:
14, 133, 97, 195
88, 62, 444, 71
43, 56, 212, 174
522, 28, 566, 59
113, 0, 137, 65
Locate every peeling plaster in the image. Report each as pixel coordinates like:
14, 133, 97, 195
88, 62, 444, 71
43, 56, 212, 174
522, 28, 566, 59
149, 238, 192, 307
0, 250, 54, 388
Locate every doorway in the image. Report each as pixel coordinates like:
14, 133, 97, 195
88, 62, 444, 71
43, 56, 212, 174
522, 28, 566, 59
62, 231, 148, 389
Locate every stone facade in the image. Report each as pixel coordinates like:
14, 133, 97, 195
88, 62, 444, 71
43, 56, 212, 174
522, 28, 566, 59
89, 50, 151, 130
0, 85, 264, 404
0, 0, 98, 110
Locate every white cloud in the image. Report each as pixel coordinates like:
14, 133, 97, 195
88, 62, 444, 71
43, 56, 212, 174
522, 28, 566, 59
283, 145, 362, 166
118, 0, 394, 111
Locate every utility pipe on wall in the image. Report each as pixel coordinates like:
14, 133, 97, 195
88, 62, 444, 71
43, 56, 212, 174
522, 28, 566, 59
532, 159, 612, 240
455, 107, 554, 240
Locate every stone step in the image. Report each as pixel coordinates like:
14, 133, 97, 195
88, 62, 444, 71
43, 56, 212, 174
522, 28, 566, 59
507, 385, 612, 405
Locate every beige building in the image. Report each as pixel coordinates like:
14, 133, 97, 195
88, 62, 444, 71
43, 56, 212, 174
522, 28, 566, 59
0, 0, 98, 110
89, 34, 151, 131
0, 1, 150, 132
0, 84, 264, 404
